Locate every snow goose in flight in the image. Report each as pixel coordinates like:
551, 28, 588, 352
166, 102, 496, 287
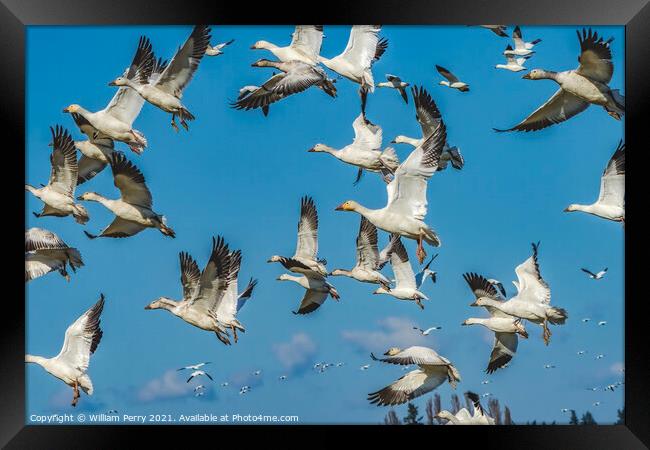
438, 392, 495, 425
178, 362, 211, 371
26, 126, 89, 224
504, 26, 542, 57
377, 74, 409, 104
479, 25, 508, 37
213, 248, 258, 343
390, 86, 464, 172
372, 236, 428, 309
415, 254, 438, 288
25, 294, 105, 407
367, 346, 461, 406
413, 326, 441, 336
581, 267, 608, 280
64, 37, 152, 153
268, 196, 329, 278
78, 153, 175, 239
473, 242, 568, 345
495, 28, 624, 132
598, 321, 607, 326
564, 141, 624, 224
308, 113, 399, 185
487, 279, 507, 298
251, 25, 324, 65
25, 228, 84, 282
462, 272, 528, 374
145, 236, 233, 345
318, 25, 388, 112
186, 370, 213, 383
231, 59, 336, 113
330, 217, 392, 288
436, 65, 469, 92
109, 26, 211, 132
206, 38, 234, 56
496, 46, 527, 72
335, 87, 447, 264
277, 273, 340, 315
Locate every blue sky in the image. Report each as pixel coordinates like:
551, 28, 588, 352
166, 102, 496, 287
26, 25, 624, 424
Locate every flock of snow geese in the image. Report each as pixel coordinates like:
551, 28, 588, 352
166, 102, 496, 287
25, 24, 624, 420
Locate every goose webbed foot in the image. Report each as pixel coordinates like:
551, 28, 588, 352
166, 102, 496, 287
231, 325, 238, 344
607, 111, 622, 120
415, 297, 424, 310
542, 321, 551, 346
171, 115, 179, 132
71, 381, 80, 407
416, 235, 426, 265
180, 119, 189, 131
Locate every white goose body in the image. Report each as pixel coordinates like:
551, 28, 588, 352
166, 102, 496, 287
252, 26, 323, 65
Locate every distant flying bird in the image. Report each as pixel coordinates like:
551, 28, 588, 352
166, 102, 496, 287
108, 410, 118, 414
595, 354, 605, 360
26, 126, 89, 224
581, 268, 609, 279
582, 318, 591, 323
480, 25, 508, 37
368, 346, 461, 406
194, 385, 205, 392
377, 74, 409, 104
279, 375, 288, 381
360, 364, 371, 371
481, 380, 490, 385
336, 362, 345, 367
220, 382, 229, 387
25, 294, 105, 407
78, 153, 176, 239
586, 387, 599, 391
435, 65, 469, 92
496, 46, 527, 72
195, 391, 204, 397
598, 321, 608, 326
413, 326, 442, 336
593, 401, 601, 407
25, 228, 84, 283
253, 370, 262, 376
495, 28, 624, 132
504, 26, 541, 57
206, 38, 234, 56
481, 393, 492, 398
577, 350, 587, 355
561, 408, 569, 413
544, 364, 556, 369
109, 26, 212, 132
565, 141, 625, 224
178, 362, 211, 371
186, 370, 213, 383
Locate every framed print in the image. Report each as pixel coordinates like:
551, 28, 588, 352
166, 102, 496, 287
2, 0, 648, 447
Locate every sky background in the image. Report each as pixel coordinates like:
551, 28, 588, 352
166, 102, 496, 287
25, 25, 624, 425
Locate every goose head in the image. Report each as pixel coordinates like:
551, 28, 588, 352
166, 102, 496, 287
329, 269, 349, 277
522, 69, 546, 80
372, 285, 390, 295
563, 204, 579, 212
251, 40, 273, 50
472, 297, 492, 307
276, 274, 292, 282
334, 200, 359, 212
77, 192, 101, 202
307, 143, 331, 153
251, 58, 275, 68
62, 104, 81, 113
384, 347, 402, 356
144, 296, 175, 310
108, 76, 129, 87
435, 410, 456, 422
267, 255, 282, 263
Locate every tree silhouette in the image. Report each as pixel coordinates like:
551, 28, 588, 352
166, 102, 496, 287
615, 408, 624, 425
580, 411, 597, 425
504, 406, 513, 425
569, 410, 579, 425
403, 402, 423, 425
488, 398, 502, 425
384, 410, 401, 425
425, 398, 434, 425
450, 394, 462, 414
433, 393, 442, 424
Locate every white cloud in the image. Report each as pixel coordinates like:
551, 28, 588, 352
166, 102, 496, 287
341, 316, 428, 353
609, 361, 624, 375
272, 332, 318, 374
137, 370, 195, 403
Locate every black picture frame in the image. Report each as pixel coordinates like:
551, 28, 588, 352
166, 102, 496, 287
3, 0, 648, 447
